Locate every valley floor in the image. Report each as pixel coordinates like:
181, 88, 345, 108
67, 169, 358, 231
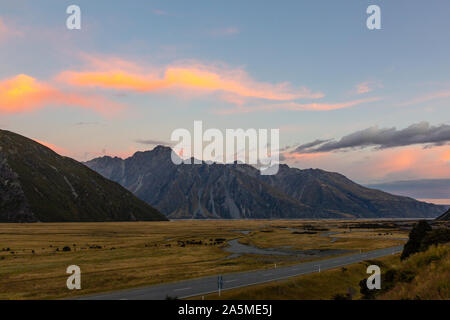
0, 219, 410, 299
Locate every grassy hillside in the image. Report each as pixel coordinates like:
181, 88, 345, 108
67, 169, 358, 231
377, 244, 449, 299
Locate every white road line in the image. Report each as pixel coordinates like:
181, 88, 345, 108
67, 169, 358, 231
174, 287, 191, 291
225, 279, 237, 283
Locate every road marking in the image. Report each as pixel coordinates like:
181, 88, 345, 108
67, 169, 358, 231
225, 279, 237, 283
174, 287, 191, 291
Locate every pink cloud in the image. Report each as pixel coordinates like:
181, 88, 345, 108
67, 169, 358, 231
209, 27, 240, 36
0, 17, 23, 42
153, 9, 168, 16
400, 90, 450, 106
215, 97, 381, 114
354, 81, 383, 95
285, 145, 450, 183
356, 82, 371, 94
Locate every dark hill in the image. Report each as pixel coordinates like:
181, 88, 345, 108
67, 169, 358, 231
0, 129, 167, 222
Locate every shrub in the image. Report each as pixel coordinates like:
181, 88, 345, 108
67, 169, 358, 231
420, 228, 450, 251
333, 293, 352, 300
401, 220, 432, 260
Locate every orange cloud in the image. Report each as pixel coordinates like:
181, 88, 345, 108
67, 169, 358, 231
0, 74, 122, 115
59, 59, 323, 101
282, 151, 328, 160
0, 74, 52, 112
440, 149, 450, 163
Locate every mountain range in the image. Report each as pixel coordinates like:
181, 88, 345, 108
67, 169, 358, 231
85, 146, 445, 219
0, 129, 167, 222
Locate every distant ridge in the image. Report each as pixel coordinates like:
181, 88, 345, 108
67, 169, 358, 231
367, 179, 450, 200
436, 209, 450, 221
0, 129, 167, 222
85, 146, 445, 219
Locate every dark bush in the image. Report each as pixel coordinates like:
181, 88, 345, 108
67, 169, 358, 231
292, 231, 317, 235
333, 293, 352, 300
401, 220, 432, 260
359, 278, 376, 300
420, 228, 450, 250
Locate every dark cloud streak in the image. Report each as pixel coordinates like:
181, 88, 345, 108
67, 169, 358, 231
135, 139, 172, 146
293, 122, 450, 154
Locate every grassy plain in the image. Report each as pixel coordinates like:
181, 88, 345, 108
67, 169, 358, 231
0, 220, 408, 299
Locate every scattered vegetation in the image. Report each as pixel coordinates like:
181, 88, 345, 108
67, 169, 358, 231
344, 223, 398, 229
303, 225, 329, 232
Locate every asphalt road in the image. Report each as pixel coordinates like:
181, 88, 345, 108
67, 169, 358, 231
80, 245, 403, 300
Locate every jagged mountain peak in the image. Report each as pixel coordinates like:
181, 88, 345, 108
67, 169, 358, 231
85, 147, 445, 219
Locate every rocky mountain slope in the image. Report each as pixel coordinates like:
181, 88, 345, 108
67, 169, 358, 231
85, 147, 324, 219
259, 164, 443, 218
85, 146, 444, 219
0, 129, 167, 222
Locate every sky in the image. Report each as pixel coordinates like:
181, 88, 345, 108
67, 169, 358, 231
1, 0, 450, 185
